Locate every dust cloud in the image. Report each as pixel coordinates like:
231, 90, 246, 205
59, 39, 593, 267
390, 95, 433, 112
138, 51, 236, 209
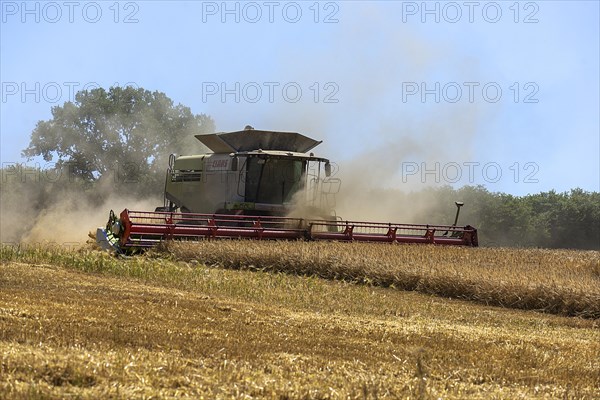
254, 4, 487, 226
330, 106, 483, 225
0, 170, 161, 247
21, 195, 159, 245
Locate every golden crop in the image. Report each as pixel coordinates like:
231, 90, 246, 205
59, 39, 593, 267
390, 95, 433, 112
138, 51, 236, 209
165, 240, 600, 319
1, 242, 598, 399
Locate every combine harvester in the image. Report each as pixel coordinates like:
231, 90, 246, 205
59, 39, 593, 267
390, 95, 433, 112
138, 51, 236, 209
97, 127, 478, 253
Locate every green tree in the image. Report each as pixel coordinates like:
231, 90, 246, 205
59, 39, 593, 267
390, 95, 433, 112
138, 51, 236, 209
405, 185, 599, 249
22, 86, 215, 195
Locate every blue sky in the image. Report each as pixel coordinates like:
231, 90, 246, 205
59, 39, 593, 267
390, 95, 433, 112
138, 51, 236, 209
1, 0, 599, 195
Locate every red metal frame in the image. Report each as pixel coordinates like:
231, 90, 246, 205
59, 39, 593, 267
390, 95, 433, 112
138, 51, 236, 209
117, 209, 478, 248
308, 220, 478, 246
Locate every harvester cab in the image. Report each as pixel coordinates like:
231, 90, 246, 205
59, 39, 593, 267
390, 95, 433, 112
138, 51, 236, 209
157, 127, 339, 219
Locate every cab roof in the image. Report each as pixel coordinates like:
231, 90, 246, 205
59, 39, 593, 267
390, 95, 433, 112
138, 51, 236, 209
195, 129, 322, 154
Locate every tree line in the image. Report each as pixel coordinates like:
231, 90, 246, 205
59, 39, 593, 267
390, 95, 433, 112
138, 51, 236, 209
405, 185, 599, 250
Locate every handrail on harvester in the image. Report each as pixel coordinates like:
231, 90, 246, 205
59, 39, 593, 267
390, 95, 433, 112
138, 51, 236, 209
107, 209, 478, 250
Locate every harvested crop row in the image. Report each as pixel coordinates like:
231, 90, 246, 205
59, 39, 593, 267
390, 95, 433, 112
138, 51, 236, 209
162, 241, 600, 318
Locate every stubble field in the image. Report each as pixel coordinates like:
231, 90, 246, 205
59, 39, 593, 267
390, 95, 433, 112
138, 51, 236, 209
0, 242, 598, 399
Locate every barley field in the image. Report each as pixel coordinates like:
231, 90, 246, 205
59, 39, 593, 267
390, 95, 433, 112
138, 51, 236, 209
1, 242, 599, 399
165, 241, 600, 319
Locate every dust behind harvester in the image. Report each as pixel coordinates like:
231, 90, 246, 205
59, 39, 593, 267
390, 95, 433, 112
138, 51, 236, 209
97, 126, 478, 252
